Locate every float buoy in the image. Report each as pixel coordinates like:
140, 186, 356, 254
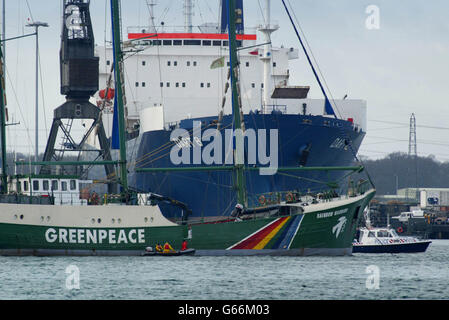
397, 227, 404, 233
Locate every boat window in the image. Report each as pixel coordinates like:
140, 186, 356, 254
142, 82, 146, 87
43, 180, 49, 191
236, 40, 242, 47
182, 83, 186, 88
61, 181, 68, 192
167, 61, 171, 66
176, 82, 179, 88
368, 231, 375, 238
33, 180, 40, 191
193, 61, 197, 66
142, 61, 146, 66
187, 61, 191, 67
51, 180, 59, 191
153, 40, 162, 46
23, 181, 29, 192
212, 40, 221, 46
163, 40, 172, 46
173, 40, 182, 46
184, 40, 201, 46
174, 61, 178, 66
70, 180, 77, 191
223, 41, 229, 46
202, 40, 211, 46
377, 230, 389, 238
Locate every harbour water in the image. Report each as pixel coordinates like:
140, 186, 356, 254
1, 240, 448, 300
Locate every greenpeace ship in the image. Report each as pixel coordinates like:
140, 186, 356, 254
91, 0, 368, 220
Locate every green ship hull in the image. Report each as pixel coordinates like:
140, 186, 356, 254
0, 190, 374, 256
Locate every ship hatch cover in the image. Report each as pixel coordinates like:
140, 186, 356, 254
271, 86, 310, 99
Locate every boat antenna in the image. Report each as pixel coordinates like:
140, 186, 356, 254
184, 0, 194, 33
0, 44, 7, 193
226, 0, 246, 207
110, 0, 128, 193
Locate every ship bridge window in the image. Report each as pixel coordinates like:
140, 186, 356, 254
51, 180, 59, 191
213, 40, 221, 46
202, 40, 212, 46
70, 180, 77, 191
33, 180, 39, 191
184, 40, 201, 46
368, 231, 375, 238
173, 40, 182, 46
152, 40, 162, 46
61, 181, 68, 192
43, 180, 49, 191
163, 40, 172, 46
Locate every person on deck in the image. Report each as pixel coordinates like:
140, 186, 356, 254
155, 243, 163, 253
181, 240, 188, 251
163, 242, 175, 253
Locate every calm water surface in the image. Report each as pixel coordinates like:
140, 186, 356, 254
1, 240, 448, 300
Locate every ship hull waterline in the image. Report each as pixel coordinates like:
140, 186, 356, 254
0, 190, 375, 256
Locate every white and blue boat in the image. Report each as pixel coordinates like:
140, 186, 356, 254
353, 227, 432, 253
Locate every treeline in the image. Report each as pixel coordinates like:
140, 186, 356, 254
355, 152, 449, 195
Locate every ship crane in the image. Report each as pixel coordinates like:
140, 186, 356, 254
40, 0, 117, 193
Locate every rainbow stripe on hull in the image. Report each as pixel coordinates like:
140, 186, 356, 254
229, 215, 303, 250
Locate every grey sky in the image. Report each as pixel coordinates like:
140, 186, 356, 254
3, 0, 449, 160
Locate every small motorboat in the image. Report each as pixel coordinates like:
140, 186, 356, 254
142, 248, 196, 256
353, 227, 431, 253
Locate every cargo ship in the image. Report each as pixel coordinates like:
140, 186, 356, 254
88, 0, 368, 219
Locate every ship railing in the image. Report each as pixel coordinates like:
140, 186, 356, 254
248, 189, 345, 209
126, 25, 258, 35
264, 105, 287, 114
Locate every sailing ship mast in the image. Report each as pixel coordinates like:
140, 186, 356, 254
110, 0, 128, 193
226, 0, 246, 206
0, 45, 7, 193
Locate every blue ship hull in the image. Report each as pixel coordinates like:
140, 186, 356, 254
131, 113, 365, 219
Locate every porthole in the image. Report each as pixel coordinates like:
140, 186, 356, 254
97, 218, 102, 224
91, 218, 95, 224
150, 217, 154, 222
117, 218, 122, 224
47, 216, 51, 222
112, 218, 116, 224
13, 215, 18, 220
20, 215, 24, 220
40, 216, 44, 222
